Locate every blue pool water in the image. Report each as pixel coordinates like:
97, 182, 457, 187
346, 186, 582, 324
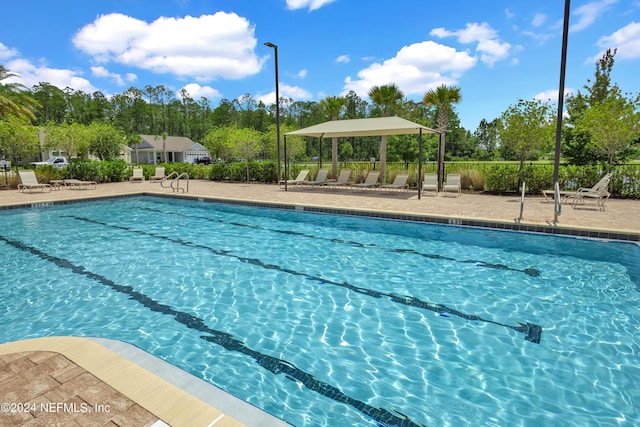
1, 196, 639, 426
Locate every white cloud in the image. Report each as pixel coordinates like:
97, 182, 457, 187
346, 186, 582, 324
342, 40, 476, 98
72, 12, 266, 81
533, 88, 574, 102
6, 58, 98, 93
296, 68, 308, 78
90, 65, 135, 86
0, 42, 19, 61
430, 22, 511, 66
505, 9, 516, 19
571, 0, 618, 32
1, 43, 100, 92
335, 54, 351, 63
179, 83, 221, 100
594, 21, 640, 60
285, 0, 336, 11
532, 13, 547, 27
257, 83, 312, 105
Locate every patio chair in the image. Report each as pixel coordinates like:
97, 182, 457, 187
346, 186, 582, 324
352, 171, 381, 189
542, 172, 612, 205
381, 173, 409, 191
63, 179, 97, 190
324, 169, 352, 188
302, 169, 329, 187
422, 173, 438, 195
443, 173, 461, 197
18, 170, 51, 193
280, 169, 310, 187
149, 166, 165, 182
564, 172, 612, 210
129, 167, 145, 183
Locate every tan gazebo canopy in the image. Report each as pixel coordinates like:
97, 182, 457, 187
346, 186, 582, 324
285, 116, 437, 138
284, 116, 438, 198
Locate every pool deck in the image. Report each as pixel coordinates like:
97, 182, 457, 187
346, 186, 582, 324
1, 180, 639, 427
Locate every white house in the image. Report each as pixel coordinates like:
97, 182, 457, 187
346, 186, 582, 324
130, 135, 210, 164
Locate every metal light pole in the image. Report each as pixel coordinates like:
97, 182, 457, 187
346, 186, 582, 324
264, 42, 281, 182
553, 0, 571, 223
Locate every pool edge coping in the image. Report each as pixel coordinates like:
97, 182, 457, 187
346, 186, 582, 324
0, 336, 290, 427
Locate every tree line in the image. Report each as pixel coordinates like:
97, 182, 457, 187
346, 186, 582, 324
1, 49, 638, 176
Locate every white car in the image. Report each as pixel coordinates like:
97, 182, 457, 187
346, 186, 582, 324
30, 157, 70, 169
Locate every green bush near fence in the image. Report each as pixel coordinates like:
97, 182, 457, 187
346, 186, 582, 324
14, 159, 638, 197
207, 161, 276, 182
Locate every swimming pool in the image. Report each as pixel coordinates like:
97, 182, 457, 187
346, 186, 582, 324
1, 195, 639, 426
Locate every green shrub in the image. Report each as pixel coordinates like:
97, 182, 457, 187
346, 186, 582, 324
484, 165, 519, 193
518, 165, 554, 194
32, 166, 65, 183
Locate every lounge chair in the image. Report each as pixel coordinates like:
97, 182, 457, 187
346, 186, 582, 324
280, 169, 310, 187
422, 173, 438, 195
129, 167, 145, 183
352, 171, 380, 189
443, 173, 461, 197
564, 172, 612, 210
63, 179, 97, 190
302, 169, 329, 187
381, 173, 409, 191
542, 172, 612, 205
324, 169, 352, 188
149, 166, 165, 182
18, 170, 51, 193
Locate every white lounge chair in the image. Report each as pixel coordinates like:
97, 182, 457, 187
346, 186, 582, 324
565, 172, 612, 210
129, 167, 145, 183
542, 172, 612, 206
443, 173, 461, 197
352, 171, 380, 189
18, 170, 51, 193
422, 173, 438, 195
302, 169, 329, 186
381, 173, 409, 191
280, 169, 310, 187
149, 166, 165, 182
324, 169, 352, 188
63, 179, 97, 190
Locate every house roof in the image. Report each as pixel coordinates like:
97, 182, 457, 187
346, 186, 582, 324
132, 135, 205, 152
284, 116, 438, 138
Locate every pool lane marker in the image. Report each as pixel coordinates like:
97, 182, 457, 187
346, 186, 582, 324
0, 234, 425, 427
140, 205, 541, 278
62, 215, 542, 344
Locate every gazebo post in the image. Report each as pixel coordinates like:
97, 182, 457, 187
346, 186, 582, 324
418, 128, 423, 200
284, 135, 288, 191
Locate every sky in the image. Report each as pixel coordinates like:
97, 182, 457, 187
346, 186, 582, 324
1, 0, 639, 131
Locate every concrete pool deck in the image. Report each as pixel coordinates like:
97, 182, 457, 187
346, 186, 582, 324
1, 180, 638, 426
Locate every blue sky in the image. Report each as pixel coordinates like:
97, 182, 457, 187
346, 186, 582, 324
1, 0, 639, 130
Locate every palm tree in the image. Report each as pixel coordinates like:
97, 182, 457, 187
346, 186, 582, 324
319, 96, 346, 179
423, 84, 462, 190
0, 65, 40, 122
368, 84, 404, 183
155, 131, 168, 163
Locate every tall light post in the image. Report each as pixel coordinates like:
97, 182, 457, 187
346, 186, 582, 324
264, 41, 281, 182
553, 0, 571, 222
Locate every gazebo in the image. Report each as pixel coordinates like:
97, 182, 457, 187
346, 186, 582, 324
284, 116, 439, 198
